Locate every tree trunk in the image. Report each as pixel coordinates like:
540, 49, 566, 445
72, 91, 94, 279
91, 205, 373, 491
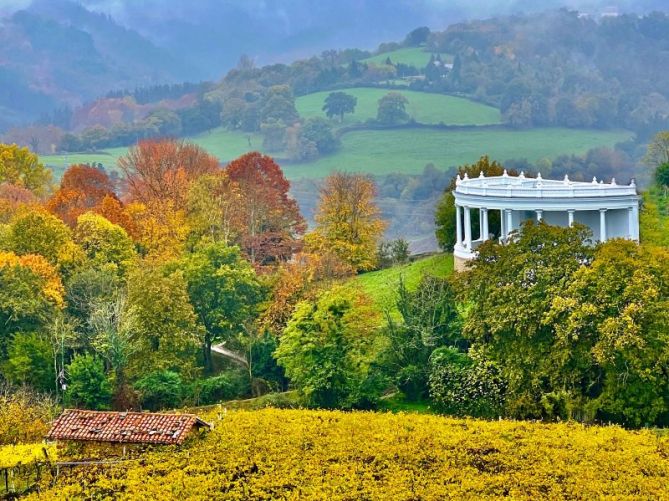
204, 334, 213, 374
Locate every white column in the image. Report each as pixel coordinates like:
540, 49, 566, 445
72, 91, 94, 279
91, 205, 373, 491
482, 208, 489, 241
536, 209, 543, 222
464, 206, 472, 250
568, 209, 575, 227
628, 206, 637, 241
599, 209, 607, 242
506, 209, 513, 237
500, 209, 507, 241
455, 204, 462, 247
478, 209, 484, 240
632, 204, 639, 241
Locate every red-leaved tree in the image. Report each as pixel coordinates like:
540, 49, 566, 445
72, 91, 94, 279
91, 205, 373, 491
225, 152, 306, 266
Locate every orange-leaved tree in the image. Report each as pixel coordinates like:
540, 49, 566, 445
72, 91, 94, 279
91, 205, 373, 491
225, 152, 306, 266
47, 164, 118, 227
119, 139, 220, 211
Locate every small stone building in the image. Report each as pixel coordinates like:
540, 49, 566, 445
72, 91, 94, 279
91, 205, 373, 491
47, 409, 211, 458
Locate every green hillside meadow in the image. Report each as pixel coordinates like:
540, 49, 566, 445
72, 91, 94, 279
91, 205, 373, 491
361, 47, 452, 67
41, 126, 632, 181
295, 88, 501, 126
343, 253, 454, 316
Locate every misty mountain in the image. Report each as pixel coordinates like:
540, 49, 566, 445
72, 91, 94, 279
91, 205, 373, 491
0, 0, 197, 130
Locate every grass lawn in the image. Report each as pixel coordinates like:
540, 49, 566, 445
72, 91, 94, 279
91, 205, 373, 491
284, 127, 634, 178
296, 88, 501, 127
343, 254, 454, 317
361, 47, 452, 67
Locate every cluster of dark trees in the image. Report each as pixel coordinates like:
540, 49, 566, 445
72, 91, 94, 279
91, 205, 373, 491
413, 10, 669, 138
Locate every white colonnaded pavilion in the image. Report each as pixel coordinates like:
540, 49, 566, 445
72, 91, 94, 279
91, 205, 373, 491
452, 170, 640, 270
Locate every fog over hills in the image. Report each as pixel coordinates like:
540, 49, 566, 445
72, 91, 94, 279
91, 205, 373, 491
0, 0, 667, 129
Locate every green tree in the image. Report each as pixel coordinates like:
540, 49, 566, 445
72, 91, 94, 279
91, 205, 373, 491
376, 92, 409, 125
180, 242, 265, 373
9, 210, 74, 265
134, 370, 182, 410
322, 92, 357, 122
260, 85, 299, 124
655, 162, 669, 197
382, 275, 460, 400
3, 332, 55, 393
127, 266, 202, 378
0, 144, 52, 197
0, 257, 61, 357
428, 347, 506, 418
274, 288, 381, 408
545, 241, 669, 426
458, 222, 594, 420
64, 354, 112, 410
74, 213, 136, 276
301, 118, 339, 154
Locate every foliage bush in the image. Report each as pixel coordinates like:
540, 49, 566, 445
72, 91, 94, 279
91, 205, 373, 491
428, 347, 506, 418
0, 384, 59, 445
64, 354, 112, 410
192, 371, 249, 406
134, 370, 183, 411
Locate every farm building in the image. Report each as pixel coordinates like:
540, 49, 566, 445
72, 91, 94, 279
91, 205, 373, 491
47, 409, 211, 457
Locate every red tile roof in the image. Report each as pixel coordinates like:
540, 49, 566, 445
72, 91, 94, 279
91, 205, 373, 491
47, 409, 211, 445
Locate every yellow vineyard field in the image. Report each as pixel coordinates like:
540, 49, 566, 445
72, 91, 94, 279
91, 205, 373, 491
27, 408, 669, 499
0, 444, 56, 469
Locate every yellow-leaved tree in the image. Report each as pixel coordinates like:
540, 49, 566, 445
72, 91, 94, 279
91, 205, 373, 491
0, 144, 52, 197
305, 172, 386, 272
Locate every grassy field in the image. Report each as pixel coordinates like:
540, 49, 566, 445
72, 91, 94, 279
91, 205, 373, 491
40, 130, 266, 178
343, 254, 453, 316
27, 408, 669, 499
285, 127, 634, 178
40, 126, 633, 181
296, 88, 501, 126
362, 47, 452, 67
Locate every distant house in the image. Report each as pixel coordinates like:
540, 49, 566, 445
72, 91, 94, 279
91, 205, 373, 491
47, 409, 211, 457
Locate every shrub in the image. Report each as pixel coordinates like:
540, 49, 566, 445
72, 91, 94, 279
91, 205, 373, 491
134, 370, 183, 411
0, 384, 59, 445
428, 347, 505, 418
64, 354, 112, 410
193, 372, 248, 406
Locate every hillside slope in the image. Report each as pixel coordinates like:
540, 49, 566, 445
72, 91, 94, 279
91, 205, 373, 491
29, 408, 669, 499
0, 0, 195, 129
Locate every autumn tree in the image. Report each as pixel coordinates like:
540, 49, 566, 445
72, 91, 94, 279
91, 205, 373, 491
7, 209, 85, 274
0, 252, 64, 358
0, 183, 38, 223
322, 92, 357, 122
0, 144, 52, 197
74, 213, 137, 276
119, 139, 220, 211
47, 164, 118, 227
225, 152, 306, 265
643, 130, 669, 169
305, 172, 386, 272
187, 172, 243, 245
